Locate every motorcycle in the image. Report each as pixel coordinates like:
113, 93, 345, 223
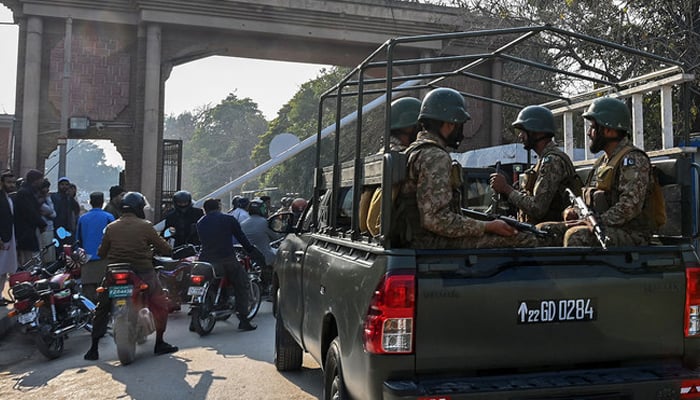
188, 246, 262, 336
97, 264, 157, 365
7, 231, 95, 360
154, 244, 198, 312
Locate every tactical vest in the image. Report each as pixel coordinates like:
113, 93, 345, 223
519, 146, 582, 223
584, 145, 663, 232
390, 140, 462, 247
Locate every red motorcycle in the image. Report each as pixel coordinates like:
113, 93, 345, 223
97, 265, 157, 366
154, 244, 198, 312
188, 247, 262, 336
8, 242, 94, 359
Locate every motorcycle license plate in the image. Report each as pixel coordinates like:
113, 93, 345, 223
109, 285, 133, 298
18, 310, 37, 325
187, 286, 205, 296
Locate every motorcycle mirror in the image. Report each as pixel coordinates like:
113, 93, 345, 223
269, 212, 294, 233
55, 227, 72, 239
52, 238, 60, 247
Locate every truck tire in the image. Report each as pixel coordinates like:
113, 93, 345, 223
324, 337, 349, 400
114, 314, 136, 365
274, 290, 303, 371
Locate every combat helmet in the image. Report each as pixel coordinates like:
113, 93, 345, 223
418, 88, 471, 124
390, 97, 421, 130
582, 97, 631, 132
512, 106, 556, 136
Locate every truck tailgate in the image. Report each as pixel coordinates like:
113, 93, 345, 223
414, 247, 687, 372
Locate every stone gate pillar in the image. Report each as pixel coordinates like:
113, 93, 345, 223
142, 24, 161, 215
20, 16, 42, 175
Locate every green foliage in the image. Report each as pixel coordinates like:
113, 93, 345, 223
169, 93, 268, 199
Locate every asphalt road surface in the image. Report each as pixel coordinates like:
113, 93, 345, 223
0, 302, 322, 400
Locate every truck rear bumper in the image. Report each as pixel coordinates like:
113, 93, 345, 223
383, 364, 699, 400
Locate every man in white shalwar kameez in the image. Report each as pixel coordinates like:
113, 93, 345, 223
0, 171, 18, 306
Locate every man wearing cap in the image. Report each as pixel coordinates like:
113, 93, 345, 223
104, 185, 126, 219
14, 169, 47, 265
51, 177, 80, 239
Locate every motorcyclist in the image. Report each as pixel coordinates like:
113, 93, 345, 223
241, 199, 281, 296
196, 198, 266, 331
162, 190, 204, 246
290, 197, 308, 226
84, 192, 177, 360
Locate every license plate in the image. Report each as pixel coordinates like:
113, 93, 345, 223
187, 286, 205, 296
109, 285, 133, 298
517, 298, 596, 324
18, 310, 37, 325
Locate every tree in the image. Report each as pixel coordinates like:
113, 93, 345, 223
45, 140, 122, 196
184, 93, 268, 198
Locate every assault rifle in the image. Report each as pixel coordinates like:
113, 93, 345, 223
461, 208, 548, 237
565, 188, 610, 249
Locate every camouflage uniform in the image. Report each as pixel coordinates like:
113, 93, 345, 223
393, 130, 537, 248
539, 137, 652, 247
509, 142, 577, 224
388, 135, 407, 152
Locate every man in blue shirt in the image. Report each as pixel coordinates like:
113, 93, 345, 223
76, 192, 115, 301
197, 198, 265, 331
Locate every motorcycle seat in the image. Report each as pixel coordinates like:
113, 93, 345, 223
153, 257, 183, 270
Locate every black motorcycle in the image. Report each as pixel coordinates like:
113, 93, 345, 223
188, 247, 262, 336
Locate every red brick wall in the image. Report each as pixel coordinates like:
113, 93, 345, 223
47, 28, 131, 121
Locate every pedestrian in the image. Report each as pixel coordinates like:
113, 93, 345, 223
76, 192, 115, 301
50, 177, 80, 241
392, 87, 537, 249
14, 169, 47, 265
37, 179, 57, 263
489, 105, 581, 224
104, 185, 125, 219
84, 192, 177, 360
0, 170, 18, 306
538, 97, 654, 247
197, 198, 266, 331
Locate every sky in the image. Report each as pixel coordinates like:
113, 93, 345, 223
0, 5, 329, 167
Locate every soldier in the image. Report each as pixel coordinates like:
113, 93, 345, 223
489, 105, 580, 224
392, 87, 537, 249
540, 97, 653, 247
363, 96, 422, 236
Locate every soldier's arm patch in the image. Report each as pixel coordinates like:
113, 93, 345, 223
622, 156, 635, 166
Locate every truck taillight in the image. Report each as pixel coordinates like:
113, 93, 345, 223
685, 266, 700, 337
363, 271, 415, 354
681, 378, 700, 399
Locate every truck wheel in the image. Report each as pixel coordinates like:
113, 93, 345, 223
324, 337, 348, 400
274, 301, 302, 371
114, 314, 136, 365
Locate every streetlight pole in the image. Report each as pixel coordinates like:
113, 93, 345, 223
58, 17, 72, 178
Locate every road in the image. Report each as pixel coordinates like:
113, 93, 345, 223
0, 302, 322, 400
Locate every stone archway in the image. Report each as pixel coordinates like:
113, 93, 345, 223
4, 0, 491, 218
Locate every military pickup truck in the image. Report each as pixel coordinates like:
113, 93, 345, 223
270, 26, 700, 399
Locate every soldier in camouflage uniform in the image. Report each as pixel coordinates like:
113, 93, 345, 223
539, 97, 652, 247
490, 106, 580, 224
392, 88, 537, 249
386, 97, 421, 152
